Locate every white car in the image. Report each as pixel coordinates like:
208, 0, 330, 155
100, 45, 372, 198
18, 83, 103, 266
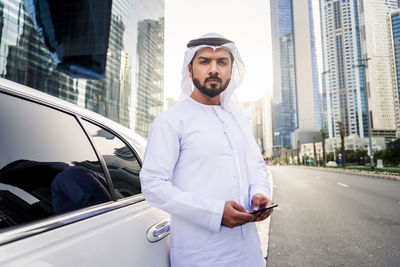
326, 161, 338, 167
0, 78, 170, 266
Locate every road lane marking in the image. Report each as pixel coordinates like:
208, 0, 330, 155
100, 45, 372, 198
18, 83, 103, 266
337, 182, 349, 188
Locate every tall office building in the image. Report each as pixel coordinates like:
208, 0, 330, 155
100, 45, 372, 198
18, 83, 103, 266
320, 0, 367, 138
262, 95, 274, 159
320, 0, 397, 139
135, 18, 164, 137
389, 9, 400, 137
242, 100, 265, 155
363, 0, 397, 138
0, 0, 164, 137
270, 0, 321, 148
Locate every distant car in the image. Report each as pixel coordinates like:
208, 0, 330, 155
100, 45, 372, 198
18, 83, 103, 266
326, 161, 338, 167
0, 78, 170, 266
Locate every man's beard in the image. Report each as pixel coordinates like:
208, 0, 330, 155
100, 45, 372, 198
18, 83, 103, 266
192, 74, 231, 98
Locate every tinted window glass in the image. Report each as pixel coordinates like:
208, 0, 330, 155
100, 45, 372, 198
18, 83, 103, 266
0, 93, 111, 230
81, 120, 141, 197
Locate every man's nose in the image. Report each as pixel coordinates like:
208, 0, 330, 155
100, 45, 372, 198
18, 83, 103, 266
209, 61, 219, 74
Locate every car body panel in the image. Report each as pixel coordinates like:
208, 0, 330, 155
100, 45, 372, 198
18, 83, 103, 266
0, 200, 169, 267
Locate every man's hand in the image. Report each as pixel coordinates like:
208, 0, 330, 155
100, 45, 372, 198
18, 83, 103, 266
221, 201, 255, 228
252, 193, 274, 222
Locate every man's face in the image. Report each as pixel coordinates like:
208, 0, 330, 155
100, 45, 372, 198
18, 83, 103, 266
189, 47, 232, 98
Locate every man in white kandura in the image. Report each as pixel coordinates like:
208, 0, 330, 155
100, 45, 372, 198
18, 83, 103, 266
140, 33, 275, 267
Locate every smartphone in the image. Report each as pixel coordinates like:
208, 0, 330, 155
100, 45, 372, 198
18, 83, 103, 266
250, 204, 278, 215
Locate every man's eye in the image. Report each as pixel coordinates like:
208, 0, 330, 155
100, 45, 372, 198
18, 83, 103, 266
218, 60, 228, 65
199, 60, 209, 64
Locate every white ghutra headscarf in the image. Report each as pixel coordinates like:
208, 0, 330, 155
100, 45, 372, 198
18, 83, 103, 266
180, 33, 245, 108
179, 33, 251, 140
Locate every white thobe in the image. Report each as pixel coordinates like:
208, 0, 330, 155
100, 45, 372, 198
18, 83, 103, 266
140, 97, 271, 267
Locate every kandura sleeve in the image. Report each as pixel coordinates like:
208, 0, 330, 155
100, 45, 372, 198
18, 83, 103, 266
249, 138, 272, 201
139, 116, 225, 233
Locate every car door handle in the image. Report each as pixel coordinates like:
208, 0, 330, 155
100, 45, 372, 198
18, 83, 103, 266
147, 219, 170, 242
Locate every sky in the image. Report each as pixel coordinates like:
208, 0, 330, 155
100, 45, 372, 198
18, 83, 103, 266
164, 0, 273, 102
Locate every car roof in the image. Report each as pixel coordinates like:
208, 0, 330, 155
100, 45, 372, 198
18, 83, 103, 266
0, 77, 147, 158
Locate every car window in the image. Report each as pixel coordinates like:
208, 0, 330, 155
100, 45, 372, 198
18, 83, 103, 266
81, 120, 141, 198
0, 93, 112, 230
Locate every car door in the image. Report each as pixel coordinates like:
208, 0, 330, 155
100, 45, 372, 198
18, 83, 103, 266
0, 90, 170, 266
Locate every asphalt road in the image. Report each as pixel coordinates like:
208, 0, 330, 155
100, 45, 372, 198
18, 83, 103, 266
266, 166, 400, 267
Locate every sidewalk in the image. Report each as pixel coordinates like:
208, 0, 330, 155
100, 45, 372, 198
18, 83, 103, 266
256, 170, 274, 262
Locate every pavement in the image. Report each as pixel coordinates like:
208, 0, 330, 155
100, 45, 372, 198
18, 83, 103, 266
255, 170, 274, 262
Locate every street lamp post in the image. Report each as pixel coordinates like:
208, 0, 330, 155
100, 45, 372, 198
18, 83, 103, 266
353, 58, 374, 169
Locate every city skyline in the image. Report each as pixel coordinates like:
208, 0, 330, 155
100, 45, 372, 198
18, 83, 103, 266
1, 0, 400, 148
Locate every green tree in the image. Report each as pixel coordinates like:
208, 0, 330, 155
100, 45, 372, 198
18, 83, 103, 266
290, 144, 294, 165
337, 121, 346, 167
312, 135, 317, 166
326, 152, 334, 162
321, 129, 326, 166
374, 138, 400, 166
345, 150, 368, 165
386, 138, 400, 164
297, 140, 301, 165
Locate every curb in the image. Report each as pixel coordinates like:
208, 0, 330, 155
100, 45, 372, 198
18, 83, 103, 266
256, 170, 274, 262
297, 166, 400, 181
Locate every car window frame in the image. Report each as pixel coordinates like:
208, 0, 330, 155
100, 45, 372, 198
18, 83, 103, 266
78, 116, 143, 199
0, 88, 146, 245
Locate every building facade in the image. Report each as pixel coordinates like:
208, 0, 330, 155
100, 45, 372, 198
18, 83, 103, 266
320, 0, 397, 140
0, 0, 164, 138
320, 0, 368, 139
135, 18, 164, 137
270, 0, 298, 148
300, 135, 386, 162
262, 95, 274, 159
242, 100, 265, 155
362, 0, 398, 139
270, 0, 321, 149
389, 9, 400, 137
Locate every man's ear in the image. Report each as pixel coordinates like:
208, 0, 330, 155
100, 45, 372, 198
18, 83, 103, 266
188, 64, 193, 78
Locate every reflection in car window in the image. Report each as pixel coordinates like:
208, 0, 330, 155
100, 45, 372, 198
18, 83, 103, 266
81, 120, 141, 197
0, 93, 111, 230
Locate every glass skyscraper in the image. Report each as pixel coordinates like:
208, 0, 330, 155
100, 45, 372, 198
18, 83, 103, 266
0, 0, 164, 138
320, 0, 368, 138
270, 0, 322, 148
392, 12, 400, 98
390, 10, 400, 136
270, 0, 298, 148
308, 0, 322, 130
135, 17, 164, 137
320, 0, 397, 139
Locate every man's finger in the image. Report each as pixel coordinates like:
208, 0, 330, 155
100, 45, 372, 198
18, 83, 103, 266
252, 196, 261, 211
256, 209, 273, 221
235, 211, 256, 222
231, 201, 247, 212
259, 198, 269, 207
